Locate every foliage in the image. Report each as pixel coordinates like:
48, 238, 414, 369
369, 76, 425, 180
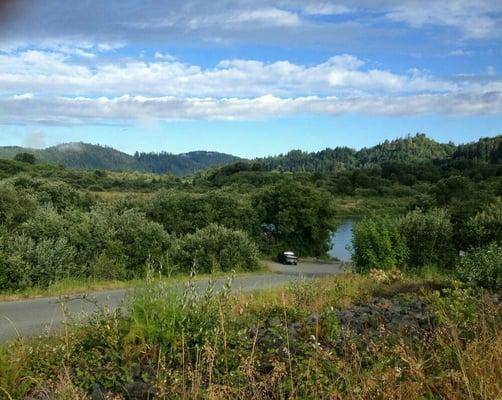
257, 133, 456, 172
464, 199, 502, 248
352, 217, 408, 272
148, 189, 259, 237
172, 224, 261, 273
456, 242, 502, 289
0, 143, 239, 176
0, 184, 38, 228
14, 152, 36, 164
1, 273, 501, 399
399, 208, 457, 269
0, 235, 77, 289
253, 180, 337, 256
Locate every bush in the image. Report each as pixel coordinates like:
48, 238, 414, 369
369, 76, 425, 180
35, 180, 84, 210
14, 152, 36, 164
172, 224, 261, 273
457, 243, 502, 289
352, 217, 408, 272
399, 208, 456, 269
0, 184, 38, 228
0, 235, 78, 289
464, 199, 502, 248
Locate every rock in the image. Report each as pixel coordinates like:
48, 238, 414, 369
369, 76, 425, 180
268, 316, 282, 328
123, 382, 155, 400
258, 361, 274, 374
288, 322, 302, 336
90, 385, 106, 400
306, 312, 319, 326
333, 295, 437, 340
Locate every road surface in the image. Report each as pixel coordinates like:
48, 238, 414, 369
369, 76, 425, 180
0, 261, 346, 342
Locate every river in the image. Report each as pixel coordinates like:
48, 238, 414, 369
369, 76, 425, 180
329, 220, 354, 262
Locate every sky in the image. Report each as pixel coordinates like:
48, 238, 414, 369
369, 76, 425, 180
0, 0, 501, 157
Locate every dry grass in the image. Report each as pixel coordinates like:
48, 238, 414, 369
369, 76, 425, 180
1, 273, 500, 400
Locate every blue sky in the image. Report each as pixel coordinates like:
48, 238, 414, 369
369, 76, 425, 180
0, 0, 501, 157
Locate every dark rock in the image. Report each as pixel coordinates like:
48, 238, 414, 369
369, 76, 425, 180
90, 384, 106, 400
289, 322, 302, 336
306, 312, 319, 325
258, 361, 274, 374
268, 316, 282, 327
122, 382, 155, 400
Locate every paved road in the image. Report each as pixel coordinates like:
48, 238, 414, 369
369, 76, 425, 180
0, 262, 345, 342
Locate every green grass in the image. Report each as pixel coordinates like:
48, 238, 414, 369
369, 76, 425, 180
2, 270, 499, 399
333, 195, 412, 218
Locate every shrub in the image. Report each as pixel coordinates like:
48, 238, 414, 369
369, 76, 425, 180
111, 208, 171, 276
464, 199, 502, 248
399, 208, 456, 269
352, 217, 408, 272
35, 180, 84, 210
173, 224, 261, 273
456, 243, 502, 289
0, 184, 38, 228
14, 152, 36, 164
0, 235, 77, 289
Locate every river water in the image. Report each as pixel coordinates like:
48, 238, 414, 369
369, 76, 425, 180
329, 220, 354, 262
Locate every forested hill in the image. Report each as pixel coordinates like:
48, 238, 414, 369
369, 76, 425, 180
257, 134, 501, 172
1, 134, 500, 175
0, 143, 241, 176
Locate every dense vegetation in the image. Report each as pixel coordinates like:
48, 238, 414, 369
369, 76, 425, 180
0, 134, 500, 399
0, 143, 240, 176
0, 134, 500, 291
256, 133, 476, 172
1, 270, 500, 399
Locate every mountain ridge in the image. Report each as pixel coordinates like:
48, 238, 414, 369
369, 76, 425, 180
0, 142, 241, 176
1, 134, 500, 176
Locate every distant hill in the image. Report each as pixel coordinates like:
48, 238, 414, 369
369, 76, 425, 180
0, 143, 241, 176
451, 136, 502, 164
1, 134, 500, 176
257, 134, 477, 172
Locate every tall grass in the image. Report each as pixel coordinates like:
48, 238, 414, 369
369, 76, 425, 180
0, 273, 500, 399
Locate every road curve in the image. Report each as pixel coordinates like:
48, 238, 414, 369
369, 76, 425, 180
0, 262, 345, 342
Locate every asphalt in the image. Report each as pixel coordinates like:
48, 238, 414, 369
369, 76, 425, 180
0, 261, 346, 342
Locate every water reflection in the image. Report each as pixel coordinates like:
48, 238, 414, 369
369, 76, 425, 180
329, 220, 354, 262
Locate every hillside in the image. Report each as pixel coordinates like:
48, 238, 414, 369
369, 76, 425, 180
257, 134, 461, 172
0, 143, 241, 176
1, 134, 500, 176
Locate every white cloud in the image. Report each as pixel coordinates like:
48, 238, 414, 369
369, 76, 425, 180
1, 92, 501, 125
302, 3, 352, 16
232, 8, 301, 27
24, 128, 46, 148
384, 0, 500, 38
0, 50, 471, 98
154, 52, 176, 61
0, 48, 500, 124
188, 8, 302, 30
448, 49, 472, 56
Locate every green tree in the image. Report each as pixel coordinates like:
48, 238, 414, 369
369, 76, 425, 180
14, 152, 36, 164
399, 208, 456, 268
464, 199, 502, 248
352, 217, 408, 272
253, 180, 337, 256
